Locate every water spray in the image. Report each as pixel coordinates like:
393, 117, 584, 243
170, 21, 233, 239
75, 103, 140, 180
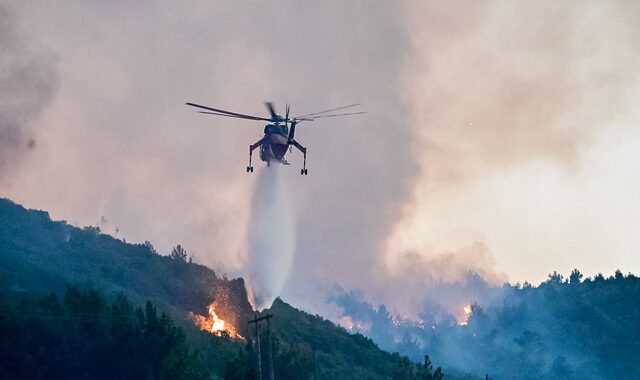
246, 165, 296, 310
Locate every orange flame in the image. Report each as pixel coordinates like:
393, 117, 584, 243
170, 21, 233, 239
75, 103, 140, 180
191, 303, 242, 339
457, 304, 473, 326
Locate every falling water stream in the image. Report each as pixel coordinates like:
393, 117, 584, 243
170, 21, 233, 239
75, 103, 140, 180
246, 165, 296, 310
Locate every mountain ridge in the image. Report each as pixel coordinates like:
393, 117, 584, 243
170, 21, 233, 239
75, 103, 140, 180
0, 197, 447, 379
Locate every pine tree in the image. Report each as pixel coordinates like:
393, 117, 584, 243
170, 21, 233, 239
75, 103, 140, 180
170, 244, 188, 262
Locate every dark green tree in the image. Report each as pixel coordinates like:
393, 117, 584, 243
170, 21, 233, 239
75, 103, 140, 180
170, 244, 188, 262
417, 354, 443, 380
569, 269, 583, 285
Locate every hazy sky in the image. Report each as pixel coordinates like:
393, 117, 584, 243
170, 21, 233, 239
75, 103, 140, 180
2, 1, 639, 314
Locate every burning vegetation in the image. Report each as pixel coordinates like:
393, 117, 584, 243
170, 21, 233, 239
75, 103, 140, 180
191, 303, 242, 339
457, 304, 473, 326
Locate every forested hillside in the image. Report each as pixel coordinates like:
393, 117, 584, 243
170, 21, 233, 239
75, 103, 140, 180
0, 198, 446, 379
0, 198, 253, 333
0, 287, 220, 379
331, 271, 640, 379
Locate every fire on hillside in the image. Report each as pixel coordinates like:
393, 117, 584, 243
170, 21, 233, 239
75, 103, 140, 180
191, 303, 243, 339
457, 304, 473, 326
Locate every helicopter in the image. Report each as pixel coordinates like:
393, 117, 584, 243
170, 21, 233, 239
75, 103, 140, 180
185, 101, 364, 175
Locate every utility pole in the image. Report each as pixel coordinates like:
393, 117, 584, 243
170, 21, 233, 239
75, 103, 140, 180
247, 313, 274, 380
265, 316, 275, 380
248, 314, 263, 380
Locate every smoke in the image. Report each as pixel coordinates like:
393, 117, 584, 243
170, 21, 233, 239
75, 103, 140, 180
2, 1, 640, 327
375, 243, 507, 317
288, 0, 640, 322
246, 166, 295, 310
2, 1, 422, 314
385, 0, 640, 287
0, 5, 58, 184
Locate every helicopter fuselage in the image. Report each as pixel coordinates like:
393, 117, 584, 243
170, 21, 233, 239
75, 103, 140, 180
260, 124, 290, 164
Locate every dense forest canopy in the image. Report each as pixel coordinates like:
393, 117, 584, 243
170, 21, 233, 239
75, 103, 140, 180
0, 287, 211, 379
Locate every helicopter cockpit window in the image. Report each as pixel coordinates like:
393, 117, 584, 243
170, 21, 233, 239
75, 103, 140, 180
264, 124, 287, 134
265, 125, 278, 134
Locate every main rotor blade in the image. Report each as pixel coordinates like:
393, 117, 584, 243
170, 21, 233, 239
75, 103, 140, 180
186, 102, 271, 121
294, 103, 361, 118
264, 102, 278, 121
305, 111, 367, 119
197, 111, 269, 121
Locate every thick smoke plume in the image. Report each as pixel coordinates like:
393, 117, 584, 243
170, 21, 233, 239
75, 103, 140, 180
3, 1, 640, 326
246, 166, 295, 310
387, 0, 640, 285
0, 5, 58, 184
